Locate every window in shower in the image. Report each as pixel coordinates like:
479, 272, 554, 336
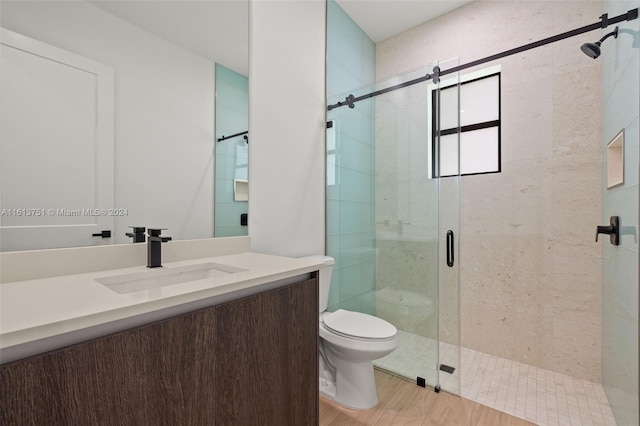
326, 120, 339, 186
431, 66, 501, 178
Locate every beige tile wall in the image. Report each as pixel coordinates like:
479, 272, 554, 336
376, 1, 604, 382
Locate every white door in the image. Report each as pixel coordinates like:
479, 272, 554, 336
0, 29, 114, 251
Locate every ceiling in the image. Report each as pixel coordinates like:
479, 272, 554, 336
88, 0, 472, 76
90, 0, 249, 76
336, 0, 475, 43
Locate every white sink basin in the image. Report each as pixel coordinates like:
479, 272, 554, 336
96, 262, 247, 294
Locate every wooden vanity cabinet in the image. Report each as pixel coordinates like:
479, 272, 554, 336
0, 275, 318, 426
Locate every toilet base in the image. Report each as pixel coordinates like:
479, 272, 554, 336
319, 354, 379, 410
317, 311, 398, 411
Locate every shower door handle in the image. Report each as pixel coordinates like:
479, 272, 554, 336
446, 230, 454, 267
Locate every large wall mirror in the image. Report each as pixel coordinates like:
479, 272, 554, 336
0, 0, 249, 252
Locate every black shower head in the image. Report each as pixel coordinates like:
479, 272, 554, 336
581, 26, 619, 59
581, 41, 602, 58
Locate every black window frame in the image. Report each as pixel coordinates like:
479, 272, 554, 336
431, 72, 502, 178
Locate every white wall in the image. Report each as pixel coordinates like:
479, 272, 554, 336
1, 1, 215, 244
248, 0, 326, 257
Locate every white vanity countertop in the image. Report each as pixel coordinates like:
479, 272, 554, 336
0, 252, 323, 363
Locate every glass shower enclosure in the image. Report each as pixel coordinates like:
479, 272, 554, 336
326, 58, 461, 394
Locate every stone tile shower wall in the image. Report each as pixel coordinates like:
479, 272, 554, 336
376, 1, 604, 382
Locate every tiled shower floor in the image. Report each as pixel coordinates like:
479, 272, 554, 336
374, 330, 617, 425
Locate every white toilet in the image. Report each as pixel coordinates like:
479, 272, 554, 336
306, 256, 398, 410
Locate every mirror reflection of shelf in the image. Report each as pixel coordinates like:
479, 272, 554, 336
234, 179, 249, 201
607, 130, 624, 190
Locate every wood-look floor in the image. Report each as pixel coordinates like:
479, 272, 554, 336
319, 370, 537, 426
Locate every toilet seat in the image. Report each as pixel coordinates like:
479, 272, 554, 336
323, 309, 397, 340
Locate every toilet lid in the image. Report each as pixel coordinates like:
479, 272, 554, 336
323, 309, 397, 339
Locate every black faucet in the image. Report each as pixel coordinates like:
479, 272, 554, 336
126, 226, 146, 243
147, 228, 172, 268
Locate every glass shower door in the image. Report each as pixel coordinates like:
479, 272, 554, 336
371, 65, 442, 390
432, 57, 461, 395
326, 60, 461, 394
600, 14, 639, 421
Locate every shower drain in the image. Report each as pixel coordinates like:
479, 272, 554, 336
439, 364, 456, 374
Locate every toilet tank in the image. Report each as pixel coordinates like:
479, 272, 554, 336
300, 255, 334, 313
